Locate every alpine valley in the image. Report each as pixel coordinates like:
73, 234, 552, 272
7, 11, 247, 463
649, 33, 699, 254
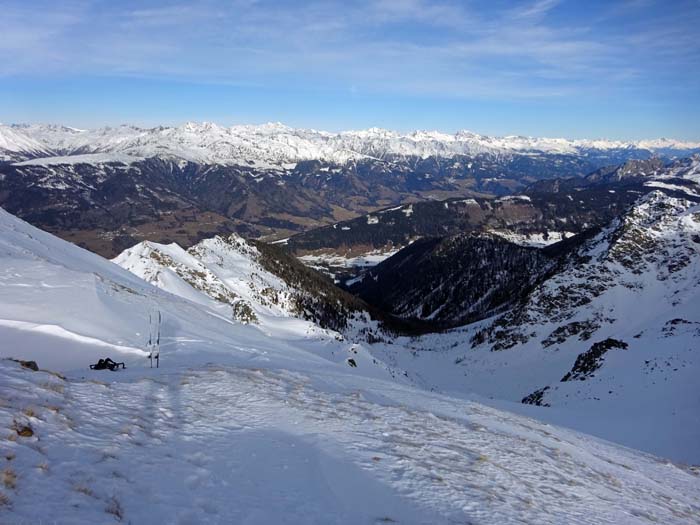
1, 122, 699, 524
2, 122, 699, 257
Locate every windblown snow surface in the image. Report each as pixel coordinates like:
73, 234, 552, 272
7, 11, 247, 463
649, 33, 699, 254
1, 207, 700, 524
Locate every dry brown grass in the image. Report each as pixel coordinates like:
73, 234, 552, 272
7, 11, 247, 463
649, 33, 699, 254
12, 421, 34, 438
41, 381, 65, 394
0, 491, 10, 506
105, 496, 124, 521
2, 468, 17, 489
73, 484, 95, 497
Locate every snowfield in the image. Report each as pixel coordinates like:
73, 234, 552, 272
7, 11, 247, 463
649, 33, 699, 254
3, 360, 700, 524
1, 202, 700, 523
298, 248, 402, 272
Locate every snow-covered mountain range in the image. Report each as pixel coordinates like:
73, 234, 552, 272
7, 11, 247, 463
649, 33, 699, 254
1, 113, 700, 523
2, 121, 698, 259
2, 122, 699, 165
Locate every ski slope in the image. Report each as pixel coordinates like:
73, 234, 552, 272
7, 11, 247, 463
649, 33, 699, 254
0, 206, 382, 376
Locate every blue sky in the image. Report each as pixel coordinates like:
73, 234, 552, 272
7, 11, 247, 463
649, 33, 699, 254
1, 0, 699, 139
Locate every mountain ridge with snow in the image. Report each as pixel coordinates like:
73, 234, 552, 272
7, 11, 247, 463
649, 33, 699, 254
367, 188, 700, 463
3, 121, 699, 165
113, 234, 379, 339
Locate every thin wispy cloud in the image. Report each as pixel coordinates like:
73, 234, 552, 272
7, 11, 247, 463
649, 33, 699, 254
508, 0, 561, 19
1, 0, 698, 138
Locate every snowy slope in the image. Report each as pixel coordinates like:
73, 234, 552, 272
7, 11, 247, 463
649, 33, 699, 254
113, 239, 297, 322
3, 359, 700, 524
372, 190, 700, 463
0, 125, 53, 161
114, 235, 374, 337
4, 122, 700, 166
0, 206, 382, 374
657, 153, 700, 184
2, 207, 700, 522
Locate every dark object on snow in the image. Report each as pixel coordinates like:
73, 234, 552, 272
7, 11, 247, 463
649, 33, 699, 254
90, 358, 126, 371
15, 424, 34, 437
148, 310, 161, 368
347, 358, 357, 368
10, 359, 39, 371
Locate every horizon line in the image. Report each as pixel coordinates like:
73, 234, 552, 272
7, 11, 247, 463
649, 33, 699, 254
3, 120, 700, 145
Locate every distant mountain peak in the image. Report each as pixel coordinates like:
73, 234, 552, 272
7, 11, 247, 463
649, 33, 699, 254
2, 121, 699, 165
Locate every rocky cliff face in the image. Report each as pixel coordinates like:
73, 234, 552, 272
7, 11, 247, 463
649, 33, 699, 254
473, 190, 700, 354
